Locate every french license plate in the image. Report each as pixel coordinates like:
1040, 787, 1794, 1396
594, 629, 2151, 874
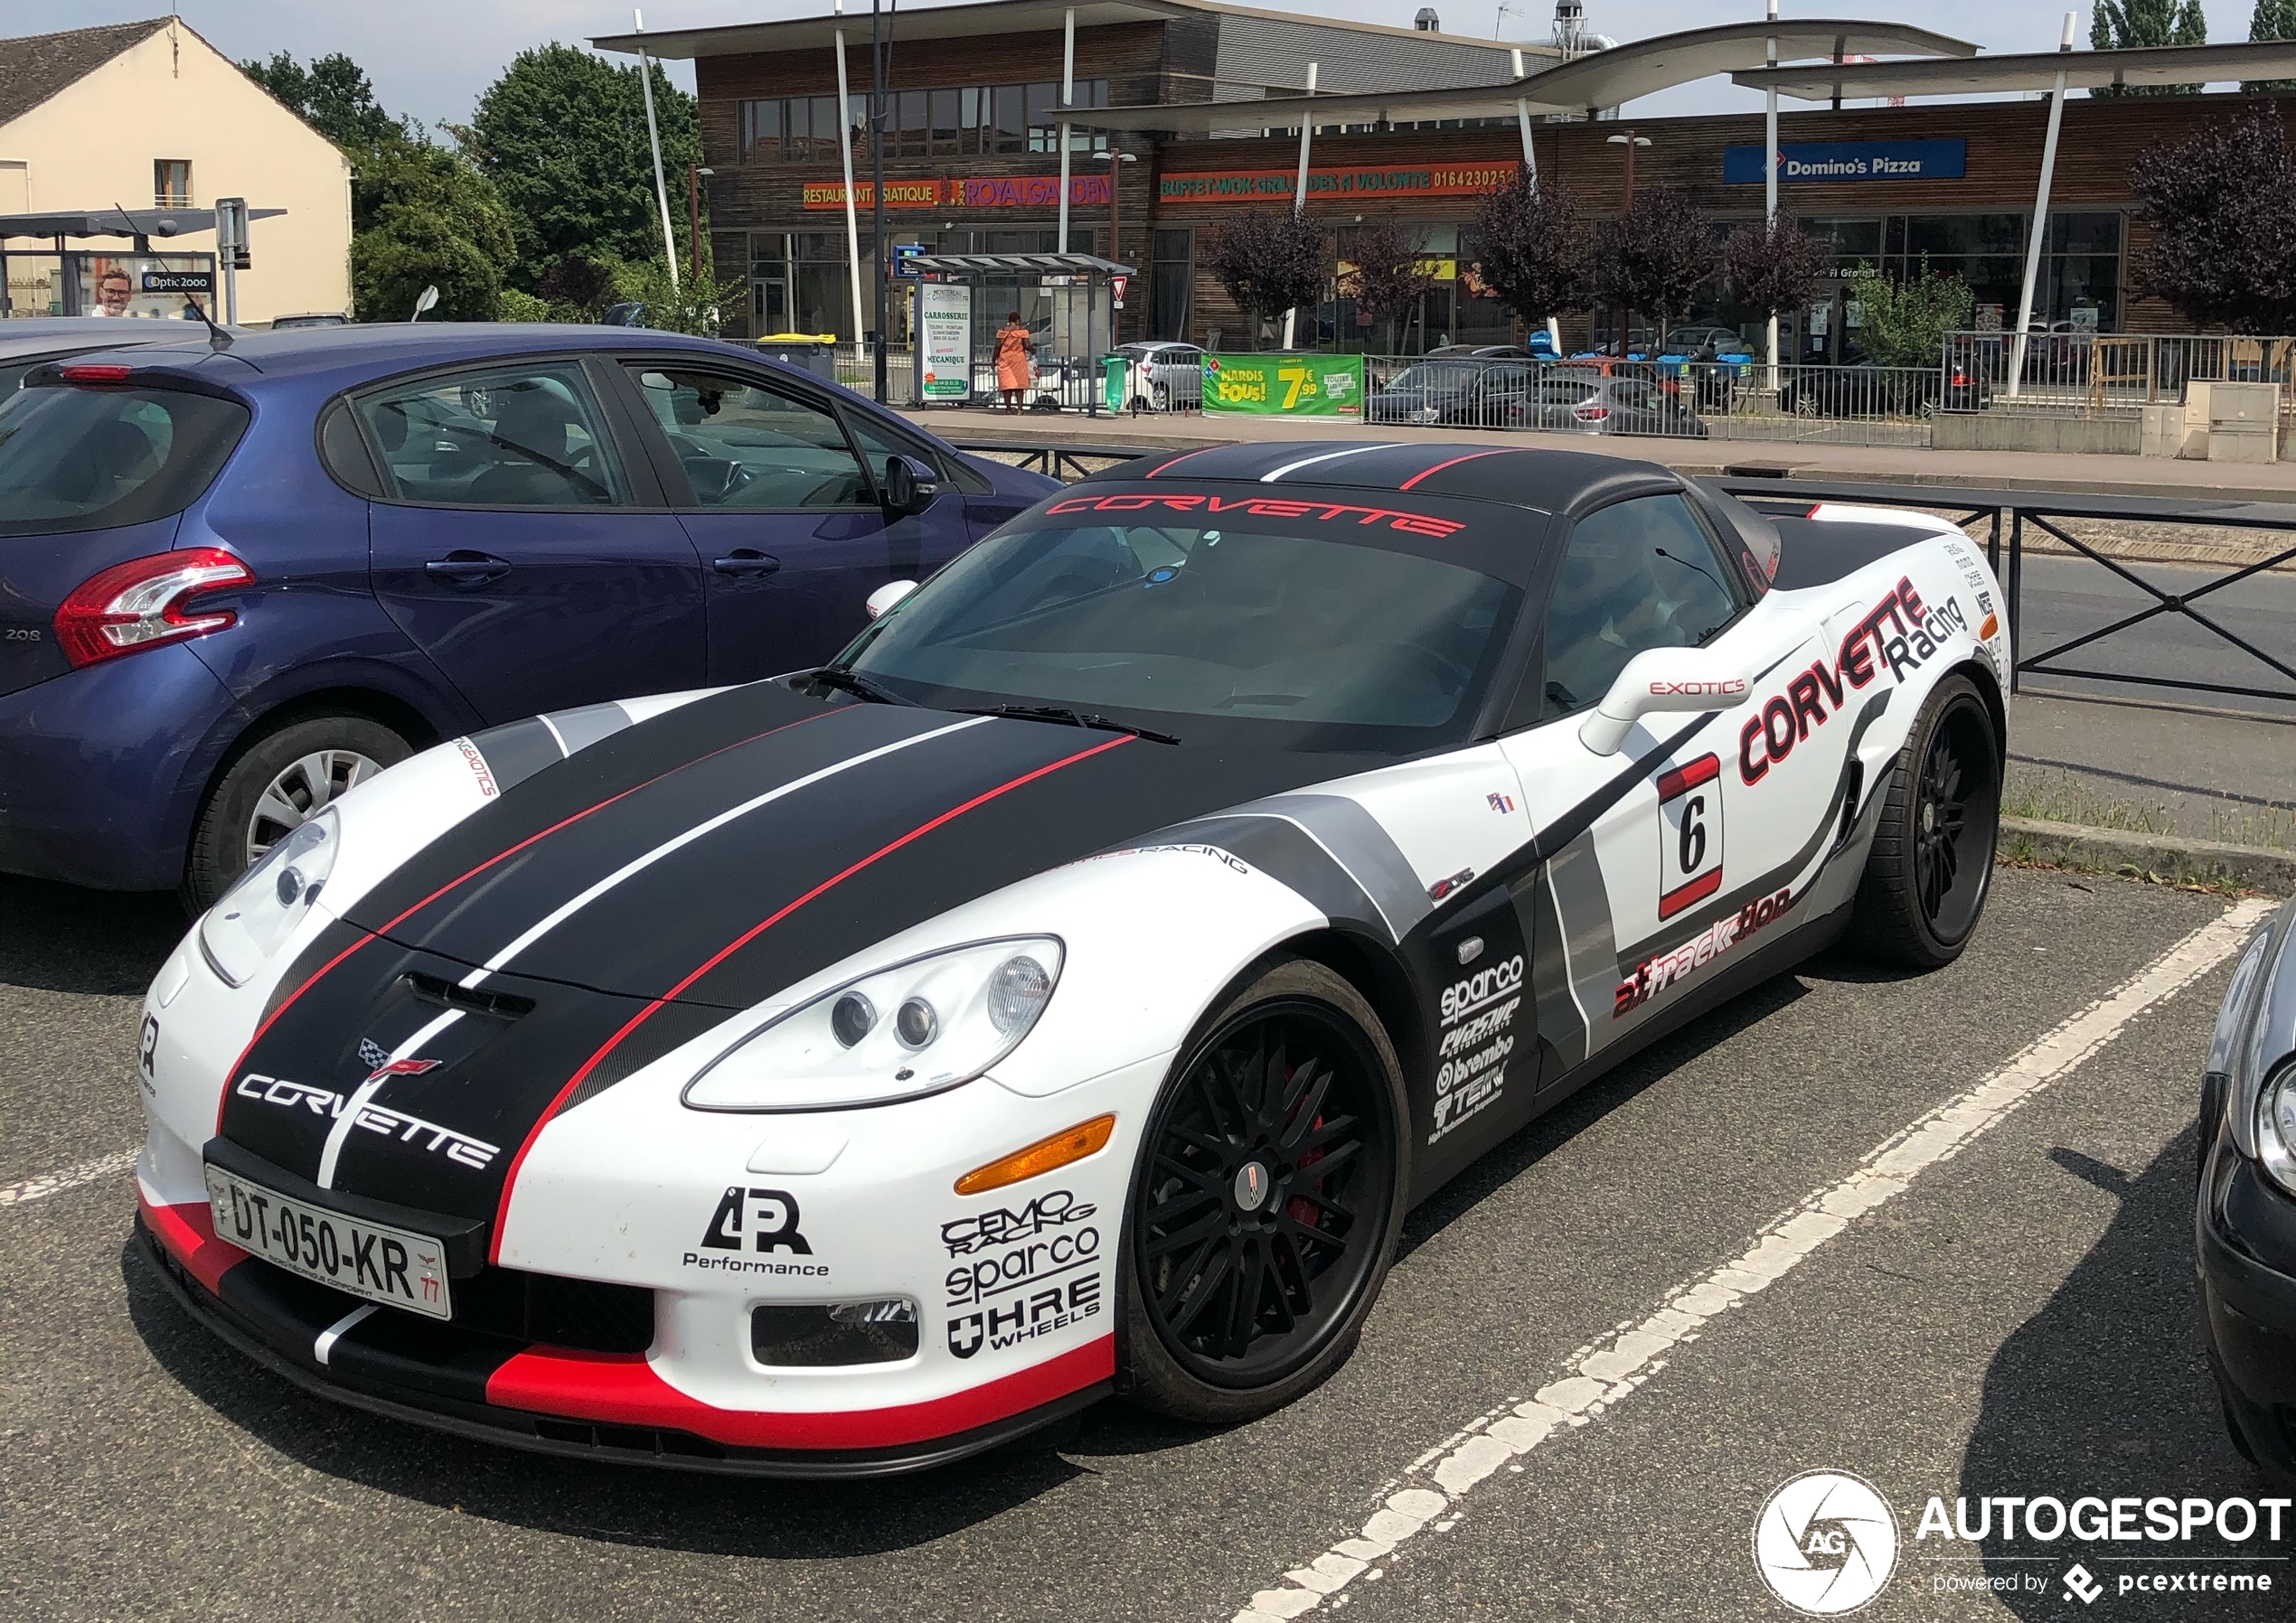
203, 1164, 453, 1320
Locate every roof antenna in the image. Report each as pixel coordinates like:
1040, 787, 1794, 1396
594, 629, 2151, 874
183, 295, 233, 351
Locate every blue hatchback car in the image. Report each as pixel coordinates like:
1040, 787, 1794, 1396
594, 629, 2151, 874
0, 324, 1057, 906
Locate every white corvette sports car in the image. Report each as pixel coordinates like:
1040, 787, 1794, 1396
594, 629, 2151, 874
136, 442, 2010, 1475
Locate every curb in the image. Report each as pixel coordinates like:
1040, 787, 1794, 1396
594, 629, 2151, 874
2000, 815, 2296, 896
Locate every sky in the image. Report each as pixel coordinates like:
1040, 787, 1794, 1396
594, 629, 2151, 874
0, 0, 2264, 134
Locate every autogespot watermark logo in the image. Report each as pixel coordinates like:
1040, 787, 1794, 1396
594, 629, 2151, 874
1754, 1470, 1902, 1615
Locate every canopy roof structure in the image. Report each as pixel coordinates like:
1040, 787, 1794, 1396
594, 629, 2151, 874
906, 251, 1134, 276
0, 206, 285, 240
1088, 16, 1976, 132
1734, 39, 2296, 101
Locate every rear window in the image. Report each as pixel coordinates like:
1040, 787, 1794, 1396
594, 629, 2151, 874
0, 383, 249, 538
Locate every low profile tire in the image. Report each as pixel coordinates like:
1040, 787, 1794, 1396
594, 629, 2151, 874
1123, 959, 1407, 1424
181, 713, 410, 913
1849, 673, 2001, 969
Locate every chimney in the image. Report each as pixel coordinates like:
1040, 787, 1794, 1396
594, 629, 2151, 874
1415, 7, 1439, 29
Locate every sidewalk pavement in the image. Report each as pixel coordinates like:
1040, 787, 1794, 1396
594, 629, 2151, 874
905, 403, 2296, 504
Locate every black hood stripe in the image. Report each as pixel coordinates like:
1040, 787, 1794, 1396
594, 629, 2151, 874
484, 730, 1138, 1261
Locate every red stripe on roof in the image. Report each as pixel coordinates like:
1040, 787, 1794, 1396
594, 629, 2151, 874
1397, 449, 1510, 490
1142, 446, 1226, 478
489, 730, 1137, 1262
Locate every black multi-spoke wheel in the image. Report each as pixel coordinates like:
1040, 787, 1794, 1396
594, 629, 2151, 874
1124, 960, 1406, 1421
1850, 673, 2002, 968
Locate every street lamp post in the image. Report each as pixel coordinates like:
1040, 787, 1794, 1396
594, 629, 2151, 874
1095, 148, 1137, 339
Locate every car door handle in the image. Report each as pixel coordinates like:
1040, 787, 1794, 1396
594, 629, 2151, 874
713, 550, 781, 577
424, 551, 511, 584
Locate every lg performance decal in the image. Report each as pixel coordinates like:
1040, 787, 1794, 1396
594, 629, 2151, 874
1741, 577, 1967, 786
1655, 754, 1724, 921
940, 1188, 1104, 1358
687, 1186, 828, 1277
1043, 492, 1464, 539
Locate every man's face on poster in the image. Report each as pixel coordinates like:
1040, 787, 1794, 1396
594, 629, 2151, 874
96, 270, 133, 314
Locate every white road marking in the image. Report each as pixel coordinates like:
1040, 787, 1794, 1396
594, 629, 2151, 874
1231, 896, 2274, 1623
0, 1149, 140, 1207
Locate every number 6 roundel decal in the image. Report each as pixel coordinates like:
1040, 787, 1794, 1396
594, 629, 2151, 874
1656, 754, 1724, 921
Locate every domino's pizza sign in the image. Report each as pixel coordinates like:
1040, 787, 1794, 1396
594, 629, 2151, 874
1723, 139, 1966, 185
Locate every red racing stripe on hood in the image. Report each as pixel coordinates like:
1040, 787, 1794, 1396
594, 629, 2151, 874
488, 731, 1135, 1263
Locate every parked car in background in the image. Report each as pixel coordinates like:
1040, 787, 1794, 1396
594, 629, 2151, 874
1509, 371, 1708, 438
1657, 325, 1745, 361
1115, 340, 1203, 409
0, 324, 1057, 906
1366, 359, 1535, 427
268, 313, 349, 330
1426, 343, 1532, 360
0, 314, 231, 393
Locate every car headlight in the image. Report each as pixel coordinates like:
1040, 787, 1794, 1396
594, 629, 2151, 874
198, 809, 339, 988
683, 936, 1064, 1112
2256, 1058, 2296, 1196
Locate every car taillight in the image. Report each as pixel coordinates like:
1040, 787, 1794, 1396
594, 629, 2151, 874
54, 548, 254, 668
1574, 405, 1610, 421
59, 363, 136, 382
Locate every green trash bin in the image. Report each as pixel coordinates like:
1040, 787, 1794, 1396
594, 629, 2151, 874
1104, 354, 1127, 416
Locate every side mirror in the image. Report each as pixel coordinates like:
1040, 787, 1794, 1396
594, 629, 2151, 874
865, 579, 918, 620
881, 454, 942, 517
1577, 646, 1754, 756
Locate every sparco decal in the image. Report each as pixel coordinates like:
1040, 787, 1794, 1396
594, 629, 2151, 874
946, 1273, 1103, 1359
944, 1222, 1102, 1307
1614, 887, 1793, 1018
941, 1189, 1097, 1256
1432, 953, 1525, 1146
232, 1074, 500, 1168
1741, 578, 1966, 785
1042, 492, 1463, 539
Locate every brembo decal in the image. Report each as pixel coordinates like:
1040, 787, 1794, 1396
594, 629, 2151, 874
231, 1073, 501, 1168
1741, 577, 1964, 785
1043, 493, 1464, 539
1655, 754, 1725, 922
1432, 954, 1524, 1146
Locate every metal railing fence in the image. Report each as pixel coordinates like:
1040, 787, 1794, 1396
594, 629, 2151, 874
1943, 330, 2296, 422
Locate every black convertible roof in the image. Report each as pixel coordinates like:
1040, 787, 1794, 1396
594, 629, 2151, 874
1093, 441, 1681, 514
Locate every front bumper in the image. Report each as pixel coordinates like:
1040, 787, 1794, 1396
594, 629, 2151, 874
137, 1204, 1109, 1477
2197, 1129, 2296, 1479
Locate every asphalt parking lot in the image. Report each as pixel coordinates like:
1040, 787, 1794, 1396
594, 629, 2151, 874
1, 866, 2283, 1621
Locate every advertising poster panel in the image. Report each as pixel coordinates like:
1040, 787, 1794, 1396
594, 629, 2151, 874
917, 281, 973, 402
1201, 354, 1364, 417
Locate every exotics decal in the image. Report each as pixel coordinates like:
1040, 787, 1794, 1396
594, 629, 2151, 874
1741, 578, 1966, 785
452, 736, 499, 798
687, 1186, 828, 1276
1431, 954, 1524, 1145
1655, 754, 1725, 921
942, 1189, 1097, 1256
231, 1074, 501, 1168
1614, 887, 1794, 1018
1042, 492, 1463, 539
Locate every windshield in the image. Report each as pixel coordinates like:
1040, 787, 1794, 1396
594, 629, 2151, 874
838, 486, 1530, 753
0, 382, 249, 538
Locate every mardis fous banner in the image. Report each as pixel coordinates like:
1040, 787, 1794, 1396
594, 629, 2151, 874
1202, 354, 1364, 417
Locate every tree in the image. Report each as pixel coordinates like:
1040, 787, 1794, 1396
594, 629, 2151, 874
2128, 103, 2296, 331
1344, 221, 1435, 352
1469, 166, 1591, 331
348, 140, 516, 322
240, 50, 410, 148
459, 44, 701, 292
538, 257, 622, 319
2246, 0, 2296, 91
1847, 258, 1973, 369
1722, 217, 1825, 329
1203, 208, 1327, 349
2091, 0, 2207, 94
1590, 186, 1716, 346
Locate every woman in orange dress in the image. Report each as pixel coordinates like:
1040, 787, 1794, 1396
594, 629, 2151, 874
994, 312, 1032, 411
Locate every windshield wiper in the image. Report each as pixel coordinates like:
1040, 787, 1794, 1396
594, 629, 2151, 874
799, 665, 910, 705
959, 704, 1181, 746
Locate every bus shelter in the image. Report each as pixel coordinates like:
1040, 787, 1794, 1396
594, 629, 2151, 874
904, 251, 1133, 415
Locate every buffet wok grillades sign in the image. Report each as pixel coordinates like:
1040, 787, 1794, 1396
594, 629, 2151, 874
803, 174, 1113, 210
1160, 164, 1515, 203
1723, 139, 1966, 185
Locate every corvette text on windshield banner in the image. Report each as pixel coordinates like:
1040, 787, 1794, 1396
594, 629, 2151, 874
1042, 493, 1463, 538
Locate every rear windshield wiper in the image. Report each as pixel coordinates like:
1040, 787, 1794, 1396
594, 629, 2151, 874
959, 703, 1180, 746
799, 665, 910, 705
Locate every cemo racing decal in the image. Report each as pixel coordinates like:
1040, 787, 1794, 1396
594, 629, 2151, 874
1432, 955, 1524, 1146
